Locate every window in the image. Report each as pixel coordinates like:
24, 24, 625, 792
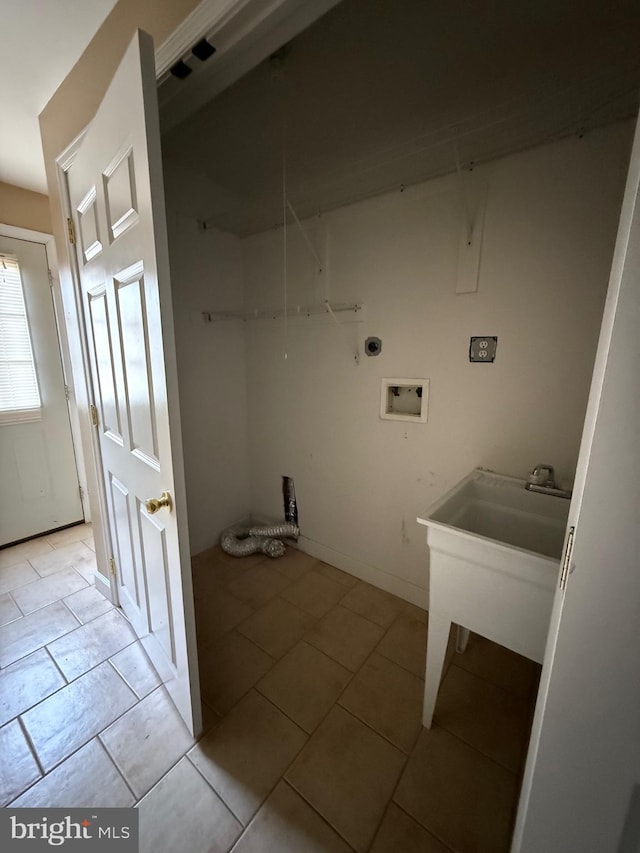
0, 254, 41, 424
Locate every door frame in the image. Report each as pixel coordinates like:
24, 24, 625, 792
0, 222, 89, 528
48, 0, 636, 835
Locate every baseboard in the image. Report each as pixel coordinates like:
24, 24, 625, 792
94, 570, 113, 602
230, 513, 428, 609
295, 534, 428, 610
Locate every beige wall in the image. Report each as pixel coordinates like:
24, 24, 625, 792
39, 0, 199, 269
0, 181, 51, 233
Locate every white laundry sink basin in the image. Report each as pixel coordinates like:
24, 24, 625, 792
424, 467, 569, 560
417, 468, 570, 727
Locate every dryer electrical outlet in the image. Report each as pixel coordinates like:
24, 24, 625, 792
469, 336, 498, 362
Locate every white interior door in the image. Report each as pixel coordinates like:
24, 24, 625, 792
66, 30, 201, 735
0, 234, 83, 545
512, 111, 640, 850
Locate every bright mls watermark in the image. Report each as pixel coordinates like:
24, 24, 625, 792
1, 810, 138, 851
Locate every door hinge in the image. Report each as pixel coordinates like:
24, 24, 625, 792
67, 217, 76, 245
109, 557, 117, 578
64, 384, 70, 401
90, 403, 99, 426
78, 484, 85, 501
559, 525, 575, 591
48, 268, 54, 287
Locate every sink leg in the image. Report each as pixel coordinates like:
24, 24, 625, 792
456, 625, 470, 654
423, 613, 451, 728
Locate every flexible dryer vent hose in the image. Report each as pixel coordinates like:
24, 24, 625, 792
220, 522, 300, 559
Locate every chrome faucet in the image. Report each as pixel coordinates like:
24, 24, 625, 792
528, 464, 557, 488
526, 464, 572, 499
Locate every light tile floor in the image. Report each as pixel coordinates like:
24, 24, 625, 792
1, 528, 540, 852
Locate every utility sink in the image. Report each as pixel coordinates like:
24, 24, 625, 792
417, 468, 570, 727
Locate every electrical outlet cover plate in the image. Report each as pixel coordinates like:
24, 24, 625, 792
380, 378, 429, 423
469, 336, 497, 362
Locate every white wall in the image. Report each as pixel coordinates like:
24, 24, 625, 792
241, 122, 632, 605
164, 160, 251, 554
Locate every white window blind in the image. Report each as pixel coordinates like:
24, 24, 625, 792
0, 254, 41, 424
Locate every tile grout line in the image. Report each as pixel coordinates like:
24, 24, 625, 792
200, 571, 411, 733
7, 588, 26, 618
283, 776, 361, 852
428, 713, 523, 778
68, 564, 93, 588
192, 564, 379, 847
98, 687, 199, 805
47, 533, 93, 552
253, 684, 320, 738
233, 596, 322, 656
98, 726, 159, 807
95, 735, 138, 803
209, 681, 359, 851
257, 634, 358, 716
185, 752, 247, 829
278, 569, 351, 615
51, 591, 82, 627
200, 587, 427, 852
16, 714, 46, 779
334, 698, 417, 758
0, 555, 90, 593
43, 645, 71, 686
7, 664, 159, 799
199, 627, 278, 693
247, 634, 410, 850
42, 608, 138, 680
390, 799, 457, 853
11, 658, 142, 788
227, 627, 280, 663
452, 656, 540, 701
444, 656, 539, 704
375, 643, 425, 680
7, 571, 91, 618
338, 587, 406, 632
5, 647, 149, 798
364, 715, 420, 853
2, 613, 136, 679
49, 634, 140, 685
1, 649, 70, 731
28, 549, 95, 581
229, 778, 360, 853
368, 601, 428, 670
387, 730, 482, 853
299, 595, 408, 679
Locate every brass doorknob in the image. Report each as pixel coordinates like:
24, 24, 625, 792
145, 491, 172, 514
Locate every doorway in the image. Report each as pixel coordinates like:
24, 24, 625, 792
40, 0, 640, 844
0, 231, 84, 546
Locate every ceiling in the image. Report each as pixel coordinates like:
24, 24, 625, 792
161, 0, 640, 236
0, 0, 118, 194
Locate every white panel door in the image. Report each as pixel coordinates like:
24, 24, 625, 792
512, 112, 640, 850
67, 31, 200, 735
0, 235, 83, 544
